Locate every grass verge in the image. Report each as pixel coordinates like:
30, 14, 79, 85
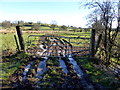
76, 57, 120, 89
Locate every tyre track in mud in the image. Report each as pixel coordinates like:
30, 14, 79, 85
66, 55, 94, 89
8, 57, 40, 89
63, 55, 103, 89
8, 56, 103, 89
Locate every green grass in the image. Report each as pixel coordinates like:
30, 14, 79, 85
40, 26, 51, 30
22, 26, 52, 30
2, 33, 29, 52
37, 57, 64, 88
1, 29, 119, 88
77, 58, 120, 88
1, 27, 16, 30
1, 31, 91, 53
2, 33, 17, 51
2, 32, 44, 52
1, 52, 30, 80
22, 26, 32, 30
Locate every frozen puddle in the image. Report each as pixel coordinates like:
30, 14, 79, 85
59, 57, 68, 74
68, 55, 84, 77
36, 57, 48, 79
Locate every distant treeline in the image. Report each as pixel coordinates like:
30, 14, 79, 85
0, 20, 92, 32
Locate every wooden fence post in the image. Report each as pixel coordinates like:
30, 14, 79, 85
16, 25, 25, 51
14, 35, 20, 52
91, 29, 95, 57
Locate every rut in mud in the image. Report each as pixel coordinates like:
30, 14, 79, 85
6, 56, 103, 89
2, 35, 103, 89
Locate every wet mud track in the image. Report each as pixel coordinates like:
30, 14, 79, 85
5, 56, 103, 89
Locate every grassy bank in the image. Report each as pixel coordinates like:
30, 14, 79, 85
76, 57, 120, 89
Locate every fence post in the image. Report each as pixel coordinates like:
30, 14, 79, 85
91, 29, 95, 57
16, 25, 25, 51
14, 35, 20, 52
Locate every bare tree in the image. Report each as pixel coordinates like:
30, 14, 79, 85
81, 0, 119, 65
50, 20, 57, 30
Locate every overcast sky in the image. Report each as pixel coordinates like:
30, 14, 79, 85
0, 0, 118, 28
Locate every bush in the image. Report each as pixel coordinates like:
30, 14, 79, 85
32, 24, 40, 30
2, 20, 11, 28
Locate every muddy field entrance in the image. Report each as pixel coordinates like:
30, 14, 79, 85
6, 34, 97, 89
26, 35, 91, 58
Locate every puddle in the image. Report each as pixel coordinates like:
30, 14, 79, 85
35, 58, 48, 79
59, 57, 68, 74
68, 55, 94, 89
23, 62, 33, 81
68, 55, 84, 77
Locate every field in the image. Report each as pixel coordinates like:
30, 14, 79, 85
1, 30, 91, 56
1, 29, 120, 89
